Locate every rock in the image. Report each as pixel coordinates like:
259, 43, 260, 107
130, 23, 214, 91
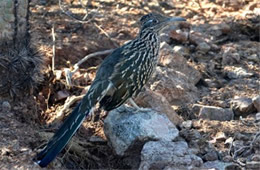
148, 43, 201, 105
196, 42, 211, 53
104, 106, 179, 156
189, 31, 208, 46
169, 30, 189, 43
134, 88, 183, 126
2, 101, 11, 112
202, 151, 219, 161
139, 141, 203, 170
222, 51, 241, 65
159, 42, 201, 85
88, 136, 106, 144
204, 78, 220, 88
209, 23, 231, 36
246, 161, 260, 170
224, 66, 254, 79
253, 96, 260, 112
223, 155, 233, 162
255, 113, 260, 123
198, 106, 234, 121
179, 129, 202, 142
202, 160, 237, 170
225, 137, 233, 147
149, 66, 199, 105
231, 97, 256, 116
247, 54, 260, 62
161, 25, 188, 43
215, 132, 227, 142
173, 45, 190, 57
180, 120, 192, 129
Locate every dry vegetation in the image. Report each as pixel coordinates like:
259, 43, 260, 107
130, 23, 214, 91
0, 0, 259, 169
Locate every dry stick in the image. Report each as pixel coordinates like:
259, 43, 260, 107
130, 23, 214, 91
51, 25, 56, 72
65, 49, 114, 86
93, 23, 119, 47
55, 94, 85, 120
58, 0, 115, 86
230, 119, 260, 167
59, 0, 96, 24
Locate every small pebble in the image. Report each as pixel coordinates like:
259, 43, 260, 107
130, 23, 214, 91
2, 101, 11, 111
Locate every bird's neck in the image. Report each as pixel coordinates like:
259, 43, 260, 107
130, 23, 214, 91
139, 28, 158, 37
138, 29, 160, 44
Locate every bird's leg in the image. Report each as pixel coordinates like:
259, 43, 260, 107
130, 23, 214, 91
128, 98, 141, 110
128, 98, 151, 112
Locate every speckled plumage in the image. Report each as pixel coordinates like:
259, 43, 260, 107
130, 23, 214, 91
34, 13, 185, 167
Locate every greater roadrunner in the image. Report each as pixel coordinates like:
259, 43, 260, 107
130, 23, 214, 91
34, 13, 185, 167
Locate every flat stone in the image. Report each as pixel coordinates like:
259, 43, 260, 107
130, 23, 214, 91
224, 66, 254, 79
231, 97, 256, 116
196, 42, 211, 53
199, 105, 234, 121
202, 151, 219, 161
104, 106, 179, 156
202, 160, 238, 170
246, 161, 260, 170
139, 140, 203, 170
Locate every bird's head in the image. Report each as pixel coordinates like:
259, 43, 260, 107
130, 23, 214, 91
139, 13, 186, 33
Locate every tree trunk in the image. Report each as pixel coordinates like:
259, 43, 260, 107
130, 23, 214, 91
0, 0, 43, 99
0, 0, 29, 44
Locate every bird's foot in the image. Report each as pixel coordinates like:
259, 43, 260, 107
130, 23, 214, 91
133, 107, 151, 113
128, 98, 151, 113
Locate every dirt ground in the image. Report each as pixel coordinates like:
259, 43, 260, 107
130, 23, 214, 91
0, 0, 259, 169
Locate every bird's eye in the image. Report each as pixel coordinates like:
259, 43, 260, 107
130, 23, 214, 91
147, 19, 157, 24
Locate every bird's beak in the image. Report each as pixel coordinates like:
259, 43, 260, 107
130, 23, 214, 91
167, 17, 186, 22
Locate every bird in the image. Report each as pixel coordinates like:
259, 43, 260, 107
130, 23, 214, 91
34, 12, 186, 167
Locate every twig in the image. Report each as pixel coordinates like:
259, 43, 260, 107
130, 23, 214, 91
65, 49, 114, 86
58, 0, 96, 24
93, 23, 119, 47
60, 0, 118, 47
51, 25, 56, 72
55, 94, 85, 120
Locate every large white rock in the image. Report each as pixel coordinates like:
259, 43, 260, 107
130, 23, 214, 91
104, 106, 179, 156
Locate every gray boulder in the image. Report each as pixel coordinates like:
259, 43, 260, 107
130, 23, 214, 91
104, 106, 179, 156
199, 105, 234, 121
139, 140, 203, 170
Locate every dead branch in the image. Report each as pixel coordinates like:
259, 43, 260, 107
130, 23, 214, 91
65, 49, 114, 86
51, 25, 56, 72
55, 94, 85, 120
58, 0, 96, 24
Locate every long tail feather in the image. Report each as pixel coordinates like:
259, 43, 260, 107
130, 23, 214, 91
34, 80, 111, 167
34, 103, 89, 167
